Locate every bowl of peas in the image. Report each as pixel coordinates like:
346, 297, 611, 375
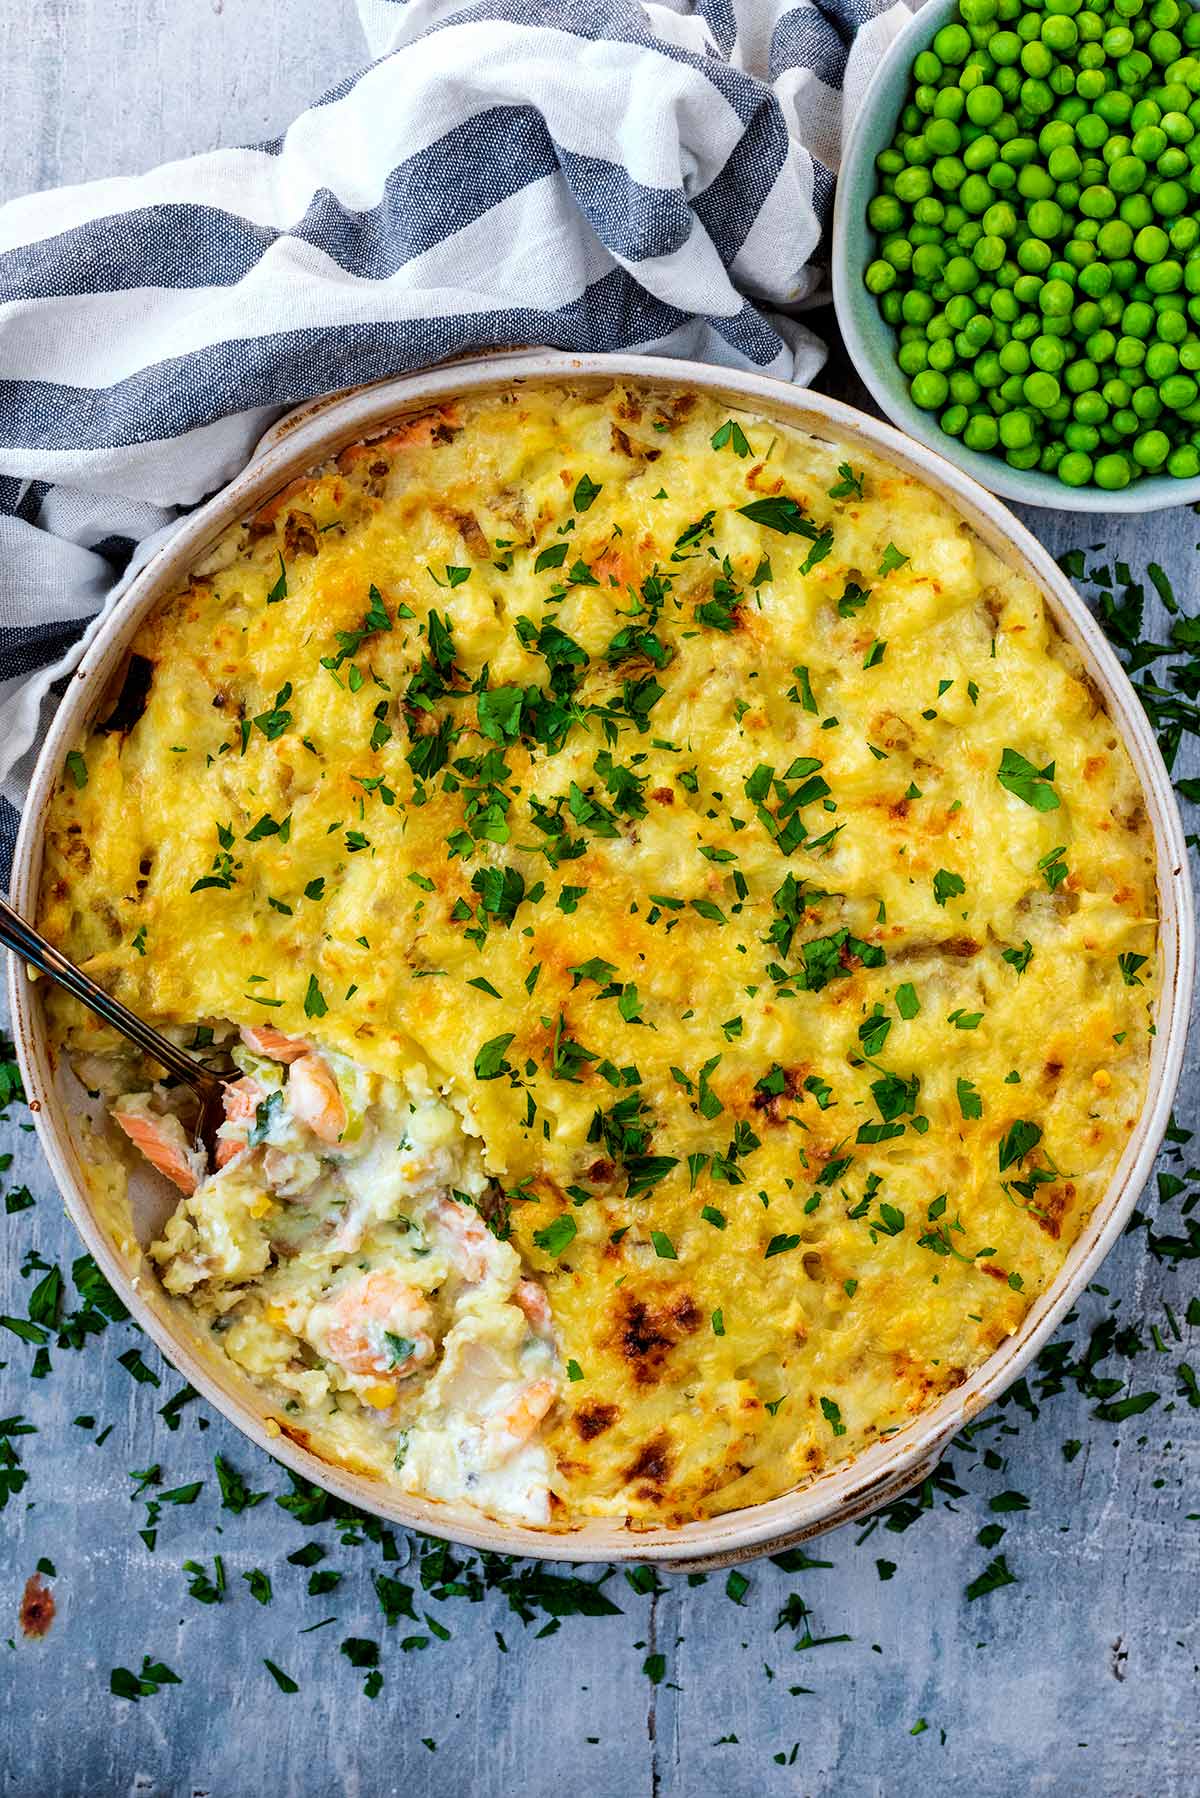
832, 0, 1200, 507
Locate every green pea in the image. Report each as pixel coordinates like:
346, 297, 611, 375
1021, 77, 1055, 114
1097, 218, 1135, 257
1057, 448, 1095, 482
934, 22, 972, 63
1017, 162, 1057, 201
967, 83, 1005, 126
1094, 451, 1134, 486
1043, 13, 1079, 52
1150, 27, 1182, 62
898, 339, 930, 376
1115, 333, 1148, 366
1162, 371, 1200, 404
902, 290, 936, 325
944, 254, 979, 293
1133, 426, 1171, 462
1048, 145, 1083, 185
1097, 91, 1134, 127
946, 293, 976, 328
924, 118, 962, 158
959, 174, 993, 213
997, 409, 1035, 448
964, 413, 1001, 449
1076, 185, 1115, 221
1064, 421, 1101, 448
1143, 339, 1179, 379
912, 368, 951, 410
1122, 298, 1156, 335
1064, 356, 1101, 391
941, 402, 970, 436
1110, 153, 1148, 193
913, 49, 944, 83
1030, 332, 1067, 370
1102, 375, 1133, 407
983, 200, 1019, 236
1167, 441, 1200, 473
1157, 148, 1190, 180
966, 134, 1000, 171
1134, 223, 1171, 260
973, 233, 1008, 270
1040, 276, 1076, 315
895, 166, 932, 203
1074, 389, 1110, 422
1021, 38, 1054, 77
908, 243, 942, 283
1076, 260, 1112, 297
868, 194, 905, 234
1023, 369, 1062, 408
1146, 258, 1184, 292
1076, 113, 1110, 151
865, 260, 898, 295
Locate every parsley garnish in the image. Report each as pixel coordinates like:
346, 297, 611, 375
997, 747, 1061, 812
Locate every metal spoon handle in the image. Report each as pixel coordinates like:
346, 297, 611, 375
0, 892, 213, 1093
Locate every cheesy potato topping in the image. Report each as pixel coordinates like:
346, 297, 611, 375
38, 380, 1158, 1529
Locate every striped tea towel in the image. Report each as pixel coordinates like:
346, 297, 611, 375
0, 0, 910, 874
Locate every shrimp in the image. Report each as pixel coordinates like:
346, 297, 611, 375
514, 1278, 553, 1337
240, 1023, 311, 1064
112, 1101, 204, 1196
429, 1195, 494, 1282
215, 1076, 265, 1168
288, 1053, 346, 1144
322, 1271, 435, 1377
486, 1379, 557, 1456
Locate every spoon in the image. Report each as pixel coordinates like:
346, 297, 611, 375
0, 892, 232, 1163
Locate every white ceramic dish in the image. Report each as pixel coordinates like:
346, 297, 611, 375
8, 351, 1193, 1569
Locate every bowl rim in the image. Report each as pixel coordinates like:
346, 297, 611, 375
7, 348, 1194, 1566
831, 0, 1200, 515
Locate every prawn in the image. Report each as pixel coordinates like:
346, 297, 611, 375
429, 1195, 494, 1282
288, 1053, 346, 1144
322, 1271, 435, 1377
514, 1278, 553, 1337
486, 1379, 557, 1457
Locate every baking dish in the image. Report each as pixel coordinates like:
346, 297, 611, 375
8, 349, 1193, 1569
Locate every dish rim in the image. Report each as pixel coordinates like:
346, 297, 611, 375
830, 0, 1200, 516
7, 348, 1193, 1567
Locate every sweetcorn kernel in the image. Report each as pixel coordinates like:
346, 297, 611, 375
364, 1382, 398, 1409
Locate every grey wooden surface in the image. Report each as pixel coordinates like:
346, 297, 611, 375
2, 5, 1199, 1795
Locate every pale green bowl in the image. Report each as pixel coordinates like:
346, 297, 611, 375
831, 0, 1200, 512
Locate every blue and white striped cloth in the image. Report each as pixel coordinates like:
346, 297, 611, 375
0, 0, 909, 873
